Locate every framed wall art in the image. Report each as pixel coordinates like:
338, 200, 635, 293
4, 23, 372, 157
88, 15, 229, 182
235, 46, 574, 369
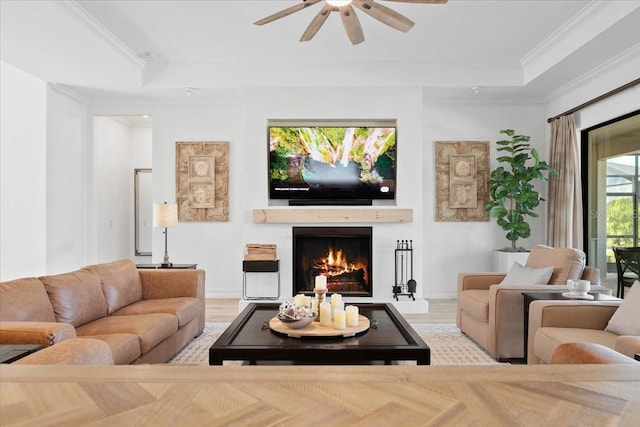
176, 141, 229, 222
435, 141, 489, 222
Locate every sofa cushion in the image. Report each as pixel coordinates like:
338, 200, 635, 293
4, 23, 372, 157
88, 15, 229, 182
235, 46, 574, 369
111, 297, 200, 328
76, 313, 178, 353
605, 281, 640, 336
85, 259, 142, 314
526, 245, 585, 285
534, 327, 618, 364
458, 289, 489, 322
0, 277, 56, 322
40, 270, 108, 327
81, 333, 141, 365
500, 262, 553, 285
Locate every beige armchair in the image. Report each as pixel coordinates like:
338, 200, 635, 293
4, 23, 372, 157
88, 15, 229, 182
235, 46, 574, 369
456, 245, 603, 360
528, 300, 640, 364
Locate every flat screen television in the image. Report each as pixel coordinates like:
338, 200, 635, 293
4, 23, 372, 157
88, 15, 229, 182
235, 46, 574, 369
268, 122, 397, 204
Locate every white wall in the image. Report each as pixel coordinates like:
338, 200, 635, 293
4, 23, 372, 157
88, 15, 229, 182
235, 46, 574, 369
242, 87, 424, 301
46, 85, 89, 274
0, 62, 47, 280
92, 117, 133, 262
422, 100, 547, 297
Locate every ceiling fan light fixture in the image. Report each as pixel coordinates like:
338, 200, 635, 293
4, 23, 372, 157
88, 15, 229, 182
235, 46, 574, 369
326, 0, 352, 7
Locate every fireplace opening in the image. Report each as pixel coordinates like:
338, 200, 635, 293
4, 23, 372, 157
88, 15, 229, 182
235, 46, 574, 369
293, 227, 372, 297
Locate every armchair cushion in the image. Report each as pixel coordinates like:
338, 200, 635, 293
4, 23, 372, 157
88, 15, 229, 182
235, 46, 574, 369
86, 259, 142, 314
605, 281, 640, 336
500, 262, 553, 285
525, 244, 585, 284
40, 269, 108, 327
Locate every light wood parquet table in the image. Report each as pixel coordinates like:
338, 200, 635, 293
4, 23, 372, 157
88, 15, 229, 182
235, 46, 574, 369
1, 364, 639, 426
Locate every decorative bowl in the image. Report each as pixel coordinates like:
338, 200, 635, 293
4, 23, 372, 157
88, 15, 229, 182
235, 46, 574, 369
277, 314, 314, 329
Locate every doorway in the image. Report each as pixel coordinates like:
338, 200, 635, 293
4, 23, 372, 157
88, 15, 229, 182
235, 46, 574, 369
582, 110, 640, 278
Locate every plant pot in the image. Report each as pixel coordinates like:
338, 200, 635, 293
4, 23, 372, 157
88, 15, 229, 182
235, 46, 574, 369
492, 250, 530, 273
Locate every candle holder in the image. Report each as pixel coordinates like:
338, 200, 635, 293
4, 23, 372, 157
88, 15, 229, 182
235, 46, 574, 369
313, 287, 327, 322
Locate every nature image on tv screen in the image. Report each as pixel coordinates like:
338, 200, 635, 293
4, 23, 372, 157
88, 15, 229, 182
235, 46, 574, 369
268, 126, 396, 200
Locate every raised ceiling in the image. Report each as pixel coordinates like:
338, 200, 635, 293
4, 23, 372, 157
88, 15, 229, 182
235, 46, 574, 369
1, 0, 639, 102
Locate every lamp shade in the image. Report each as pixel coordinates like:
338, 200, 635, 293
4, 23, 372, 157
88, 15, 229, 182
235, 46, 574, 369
153, 203, 178, 228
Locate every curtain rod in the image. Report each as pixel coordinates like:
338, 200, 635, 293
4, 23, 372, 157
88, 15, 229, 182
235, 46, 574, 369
547, 77, 640, 123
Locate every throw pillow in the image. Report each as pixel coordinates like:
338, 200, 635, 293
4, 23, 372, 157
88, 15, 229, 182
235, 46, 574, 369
605, 281, 640, 336
500, 262, 554, 286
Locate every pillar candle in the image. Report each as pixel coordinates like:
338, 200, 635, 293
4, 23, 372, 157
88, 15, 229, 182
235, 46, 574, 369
333, 308, 346, 330
319, 302, 332, 327
315, 275, 327, 290
311, 298, 318, 315
346, 305, 359, 327
330, 293, 342, 308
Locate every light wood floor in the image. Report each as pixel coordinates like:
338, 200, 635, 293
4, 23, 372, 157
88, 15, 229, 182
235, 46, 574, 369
205, 298, 457, 323
3, 365, 639, 426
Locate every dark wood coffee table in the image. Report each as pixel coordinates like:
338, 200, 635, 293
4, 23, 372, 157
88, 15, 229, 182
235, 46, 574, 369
0, 344, 42, 364
209, 303, 430, 365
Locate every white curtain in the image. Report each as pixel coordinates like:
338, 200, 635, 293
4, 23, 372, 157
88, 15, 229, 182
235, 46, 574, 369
547, 114, 583, 249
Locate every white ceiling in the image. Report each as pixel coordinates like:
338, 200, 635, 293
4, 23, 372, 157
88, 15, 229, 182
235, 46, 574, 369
1, 0, 639, 102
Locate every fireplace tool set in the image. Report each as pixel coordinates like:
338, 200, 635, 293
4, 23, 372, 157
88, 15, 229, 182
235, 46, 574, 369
393, 240, 416, 301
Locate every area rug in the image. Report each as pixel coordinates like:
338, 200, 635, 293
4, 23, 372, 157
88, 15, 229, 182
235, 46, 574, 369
169, 322, 500, 366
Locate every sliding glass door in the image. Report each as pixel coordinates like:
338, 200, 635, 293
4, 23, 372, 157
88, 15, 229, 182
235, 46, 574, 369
605, 154, 639, 271
582, 110, 640, 278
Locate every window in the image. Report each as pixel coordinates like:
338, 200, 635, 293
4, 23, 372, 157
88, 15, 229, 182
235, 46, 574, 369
605, 154, 640, 268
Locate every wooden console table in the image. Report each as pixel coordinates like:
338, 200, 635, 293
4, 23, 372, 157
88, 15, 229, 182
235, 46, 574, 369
1, 365, 637, 425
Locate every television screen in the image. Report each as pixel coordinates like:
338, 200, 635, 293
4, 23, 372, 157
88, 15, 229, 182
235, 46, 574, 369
268, 125, 396, 202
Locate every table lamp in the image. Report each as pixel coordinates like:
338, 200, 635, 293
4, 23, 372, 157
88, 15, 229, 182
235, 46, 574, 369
153, 202, 178, 267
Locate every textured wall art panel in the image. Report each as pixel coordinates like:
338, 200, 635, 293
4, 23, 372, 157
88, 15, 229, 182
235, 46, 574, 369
176, 141, 229, 222
435, 141, 489, 222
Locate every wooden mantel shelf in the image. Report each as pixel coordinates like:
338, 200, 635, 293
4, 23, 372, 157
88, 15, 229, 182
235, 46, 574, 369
253, 208, 412, 224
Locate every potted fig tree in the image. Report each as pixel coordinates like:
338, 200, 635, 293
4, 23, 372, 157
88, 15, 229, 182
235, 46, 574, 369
485, 129, 556, 260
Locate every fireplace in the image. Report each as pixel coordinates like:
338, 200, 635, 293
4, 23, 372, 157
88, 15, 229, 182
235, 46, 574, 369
292, 227, 372, 297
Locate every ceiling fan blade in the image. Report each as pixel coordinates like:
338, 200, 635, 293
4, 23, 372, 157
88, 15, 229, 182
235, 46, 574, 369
300, 4, 333, 42
254, 0, 322, 25
340, 4, 365, 45
353, 0, 414, 32
383, 0, 448, 3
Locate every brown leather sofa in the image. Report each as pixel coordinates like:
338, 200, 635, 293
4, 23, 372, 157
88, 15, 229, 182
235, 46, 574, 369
456, 245, 607, 360
0, 259, 205, 364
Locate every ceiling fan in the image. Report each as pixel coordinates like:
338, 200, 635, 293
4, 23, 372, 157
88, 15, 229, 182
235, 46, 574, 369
254, 0, 448, 45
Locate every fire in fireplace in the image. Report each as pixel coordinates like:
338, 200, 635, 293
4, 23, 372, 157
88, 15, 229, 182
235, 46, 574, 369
292, 227, 372, 297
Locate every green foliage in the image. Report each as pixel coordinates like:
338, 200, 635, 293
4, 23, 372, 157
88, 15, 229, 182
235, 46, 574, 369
485, 129, 557, 250
606, 198, 635, 262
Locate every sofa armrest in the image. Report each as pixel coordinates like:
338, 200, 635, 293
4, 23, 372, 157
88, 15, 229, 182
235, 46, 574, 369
457, 273, 506, 293
486, 284, 570, 359
14, 338, 114, 365
615, 336, 640, 359
527, 300, 621, 363
0, 321, 76, 347
139, 269, 205, 300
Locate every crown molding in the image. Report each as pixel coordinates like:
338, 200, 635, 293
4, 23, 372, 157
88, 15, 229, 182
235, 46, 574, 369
48, 82, 90, 104
54, 0, 145, 71
543, 42, 640, 103
521, 0, 640, 84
